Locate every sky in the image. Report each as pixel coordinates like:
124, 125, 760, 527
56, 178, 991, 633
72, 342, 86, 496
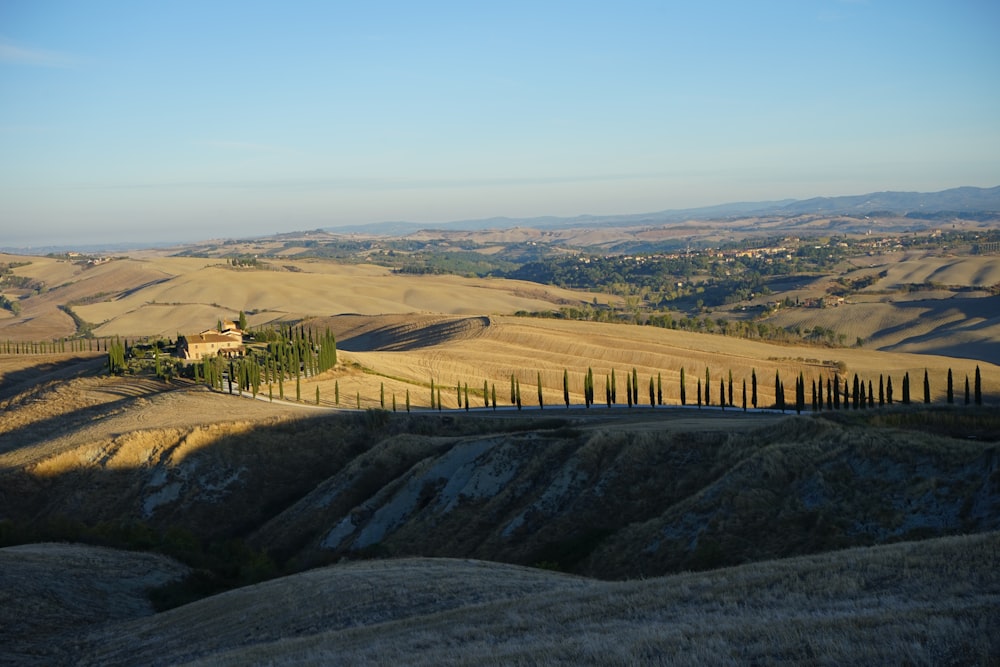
1, 1, 999, 247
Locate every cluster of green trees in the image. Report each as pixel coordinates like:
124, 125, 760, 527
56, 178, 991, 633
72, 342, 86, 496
195, 325, 338, 401
0, 294, 21, 315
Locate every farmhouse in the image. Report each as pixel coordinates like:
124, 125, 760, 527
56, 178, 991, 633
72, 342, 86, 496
176, 324, 244, 360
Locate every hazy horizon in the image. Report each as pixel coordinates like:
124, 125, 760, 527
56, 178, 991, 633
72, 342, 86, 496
2, 1, 999, 247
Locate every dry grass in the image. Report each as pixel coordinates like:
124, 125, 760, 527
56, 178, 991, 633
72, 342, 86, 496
314, 314, 999, 411
25, 532, 992, 666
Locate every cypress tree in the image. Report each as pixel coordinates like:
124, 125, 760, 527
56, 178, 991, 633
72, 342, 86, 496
859, 380, 866, 409
563, 369, 570, 408
432, 378, 437, 408
611, 368, 617, 404
491, 384, 497, 410
902, 372, 910, 404
852, 374, 860, 409
626, 372, 633, 408
381, 382, 385, 409
465, 383, 469, 411
879, 375, 885, 406
843, 377, 849, 409
357, 391, 360, 409
751, 369, 758, 409
868, 380, 874, 408
923, 369, 930, 404
774, 370, 781, 410
537, 372, 543, 410
587, 367, 594, 407
696, 378, 702, 408
975, 366, 982, 405
742, 379, 747, 411
947, 369, 954, 404
632, 368, 639, 405
510, 374, 516, 405
705, 368, 711, 407
484, 380, 490, 408
605, 375, 611, 408
965, 375, 971, 405
719, 379, 725, 410
811, 378, 817, 411
728, 369, 734, 407
407, 389, 411, 412
335, 380, 339, 405
515, 379, 521, 410
887, 375, 893, 404
657, 373, 663, 406
316, 386, 320, 405
680, 367, 687, 406
827, 377, 834, 410
650, 376, 656, 407
437, 387, 442, 411
393, 393, 397, 412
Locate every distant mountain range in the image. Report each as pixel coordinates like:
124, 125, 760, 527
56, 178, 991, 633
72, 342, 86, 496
329, 185, 1000, 235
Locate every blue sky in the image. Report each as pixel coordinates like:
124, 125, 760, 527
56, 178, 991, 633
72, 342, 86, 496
2, 1, 999, 246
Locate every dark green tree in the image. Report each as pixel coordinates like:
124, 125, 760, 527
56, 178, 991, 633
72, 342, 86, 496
947, 369, 954, 404
887, 375, 893, 404
650, 376, 656, 407
965, 375, 971, 405
923, 369, 931, 404
657, 373, 663, 406
727, 369, 734, 407
563, 369, 570, 408
680, 367, 687, 406
537, 372, 543, 410
742, 379, 747, 411
902, 372, 910, 404
975, 366, 982, 405
697, 378, 702, 408
774, 370, 781, 411
751, 369, 758, 408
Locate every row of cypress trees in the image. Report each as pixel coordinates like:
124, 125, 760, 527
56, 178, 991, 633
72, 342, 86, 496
412, 365, 986, 412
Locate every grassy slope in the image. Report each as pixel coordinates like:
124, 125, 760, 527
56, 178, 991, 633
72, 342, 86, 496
28, 532, 996, 666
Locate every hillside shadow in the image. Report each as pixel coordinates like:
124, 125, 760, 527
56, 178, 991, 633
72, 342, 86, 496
871, 295, 1000, 364
339, 316, 491, 352
0, 355, 105, 402
0, 381, 188, 459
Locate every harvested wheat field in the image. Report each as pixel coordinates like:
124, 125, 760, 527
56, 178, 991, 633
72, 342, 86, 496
306, 314, 998, 410
0, 253, 601, 341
